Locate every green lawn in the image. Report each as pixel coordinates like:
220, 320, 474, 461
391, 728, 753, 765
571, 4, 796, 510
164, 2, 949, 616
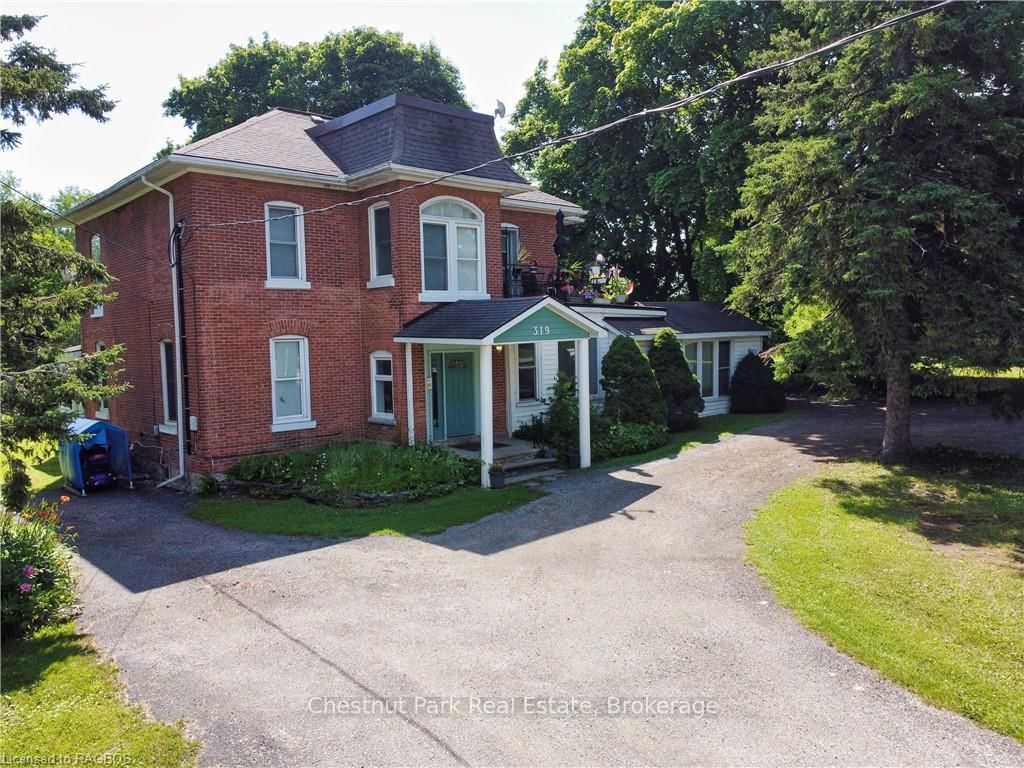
190, 485, 544, 538
593, 411, 790, 470
746, 459, 1024, 742
0, 439, 64, 495
0, 622, 198, 766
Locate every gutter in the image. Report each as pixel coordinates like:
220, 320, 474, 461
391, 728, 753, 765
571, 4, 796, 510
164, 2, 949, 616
140, 175, 187, 489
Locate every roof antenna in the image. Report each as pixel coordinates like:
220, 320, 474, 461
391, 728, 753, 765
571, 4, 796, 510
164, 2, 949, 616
494, 100, 506, 119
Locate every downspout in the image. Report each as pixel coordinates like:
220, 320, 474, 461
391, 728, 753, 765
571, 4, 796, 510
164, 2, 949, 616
141, 175, 186, 488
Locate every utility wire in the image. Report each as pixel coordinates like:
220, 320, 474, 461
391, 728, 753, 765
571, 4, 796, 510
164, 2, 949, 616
187, 0, 959, 232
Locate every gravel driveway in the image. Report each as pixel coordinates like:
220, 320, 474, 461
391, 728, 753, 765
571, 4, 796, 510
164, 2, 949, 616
69, 401, 1024, 766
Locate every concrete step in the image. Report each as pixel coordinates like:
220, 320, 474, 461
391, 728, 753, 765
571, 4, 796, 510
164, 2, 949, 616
506, 468, 565, 485
504, 457, 558, 473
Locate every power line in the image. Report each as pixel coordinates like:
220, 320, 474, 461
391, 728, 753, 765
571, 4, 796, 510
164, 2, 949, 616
187, 0, 958, 232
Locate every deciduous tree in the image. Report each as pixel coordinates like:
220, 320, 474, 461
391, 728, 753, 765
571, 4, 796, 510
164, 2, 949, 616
165, 28, 468, 141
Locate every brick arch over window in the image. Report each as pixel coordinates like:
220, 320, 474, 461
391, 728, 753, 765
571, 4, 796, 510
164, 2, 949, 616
155, 322, 174, 341
266, 319, 313, 338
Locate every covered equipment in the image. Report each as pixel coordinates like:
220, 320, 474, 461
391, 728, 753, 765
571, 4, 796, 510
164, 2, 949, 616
58, 418, 134, 494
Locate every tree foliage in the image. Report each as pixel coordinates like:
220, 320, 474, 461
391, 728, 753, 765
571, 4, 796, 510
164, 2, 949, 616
601, 336, 666, 426
165, 28, 469, 141
730, 353, 785, 414
504, 1, 785, 300
649, 329, 704, 431
0, 27, 120, 506
0, 15, 114, 150
728, 1, 1024, 460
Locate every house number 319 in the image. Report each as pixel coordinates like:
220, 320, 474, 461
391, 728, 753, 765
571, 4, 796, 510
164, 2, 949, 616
532, 325, 551, 336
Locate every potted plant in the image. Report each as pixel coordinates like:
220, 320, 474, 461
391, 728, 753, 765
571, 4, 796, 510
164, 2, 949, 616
605, 274, 632, 304
488, 463, 506, 489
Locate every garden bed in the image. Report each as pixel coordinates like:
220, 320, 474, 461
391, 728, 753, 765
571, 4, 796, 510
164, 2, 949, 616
218, 442, 477, 507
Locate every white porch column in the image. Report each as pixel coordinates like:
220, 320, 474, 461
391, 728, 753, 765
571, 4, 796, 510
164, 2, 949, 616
479, 344, 494, 488
577, 337, 591, 468
405, 343, 415, 446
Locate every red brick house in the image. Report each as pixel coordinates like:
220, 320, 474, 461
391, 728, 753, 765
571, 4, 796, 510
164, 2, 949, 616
70, 94, 768, 488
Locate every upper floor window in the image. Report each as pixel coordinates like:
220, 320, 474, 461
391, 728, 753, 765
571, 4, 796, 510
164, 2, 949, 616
370, 351, 394, 421
264, 202, 309, 289
270, 335, 316, 432
419, 197, 486, 301
90, 234, 104, 318
368, 204, 393, 288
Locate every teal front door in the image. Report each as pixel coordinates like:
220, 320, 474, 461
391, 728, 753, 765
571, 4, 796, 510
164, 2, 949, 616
429, 351, 477, 440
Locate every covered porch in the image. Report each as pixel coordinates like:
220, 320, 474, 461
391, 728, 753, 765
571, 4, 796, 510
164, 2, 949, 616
395, 297, 606, 488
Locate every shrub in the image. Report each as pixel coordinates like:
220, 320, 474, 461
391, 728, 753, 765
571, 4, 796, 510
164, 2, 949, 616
601, 336, 667, 426
226, 442, 477, 495
730, 352, 786, 413
1, 498, 78, 640
547, 372, 579, 461
649, 329, 704, 431
591, 420, 669, 463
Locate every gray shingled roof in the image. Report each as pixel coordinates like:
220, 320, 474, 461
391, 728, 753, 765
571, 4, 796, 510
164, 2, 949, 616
174, 95, 530, 186
309, 95, 528, 185
503, 190, 582, 209
397, 297, 547, 340
174, 109, 344, 178
609, 301, 770, 336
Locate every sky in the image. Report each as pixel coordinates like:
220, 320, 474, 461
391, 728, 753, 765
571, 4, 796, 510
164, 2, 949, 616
3, 0, 588, 201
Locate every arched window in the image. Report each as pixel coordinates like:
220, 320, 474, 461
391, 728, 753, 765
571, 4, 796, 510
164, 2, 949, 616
369, 351, 394, 421
419, 197, 485, 300
90, 234, 104, 318
269, 335, 315, 431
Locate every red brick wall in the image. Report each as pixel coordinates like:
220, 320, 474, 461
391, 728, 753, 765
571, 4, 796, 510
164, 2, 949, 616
78, 173, 559, 476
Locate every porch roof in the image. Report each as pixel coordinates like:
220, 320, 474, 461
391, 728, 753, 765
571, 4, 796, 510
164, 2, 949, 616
394, 297, 605, 345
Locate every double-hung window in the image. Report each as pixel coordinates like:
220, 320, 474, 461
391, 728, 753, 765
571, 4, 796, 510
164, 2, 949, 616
419, 197, 486, 301
557, 340, 576, 380
160, 340, 178, 432
717, 341, 732, 396
90, 235, 104, 317
368, 204, 393, 288
264, 202, 309, 289
270, 336, 315, 431
517, 344, 537, 401
700, 341, 715, 398
370, 351, 394, 421
95, 341, 109, 419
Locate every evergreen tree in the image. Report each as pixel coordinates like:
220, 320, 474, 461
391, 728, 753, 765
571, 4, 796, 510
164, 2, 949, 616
730, 2, 1024, 461
730, 353, 785, 414
601, 336, 667, 426
649, 329, 704, 431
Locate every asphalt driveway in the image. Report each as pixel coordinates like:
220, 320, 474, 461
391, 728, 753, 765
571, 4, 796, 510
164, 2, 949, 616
68, 401, 1024, 766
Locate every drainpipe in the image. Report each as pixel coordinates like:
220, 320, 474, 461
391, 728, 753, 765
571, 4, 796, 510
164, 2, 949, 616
141, 175, 186, 488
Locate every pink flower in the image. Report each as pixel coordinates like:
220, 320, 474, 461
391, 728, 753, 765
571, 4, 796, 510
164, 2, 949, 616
19, 583, 32, 593
22, 565, 36, 578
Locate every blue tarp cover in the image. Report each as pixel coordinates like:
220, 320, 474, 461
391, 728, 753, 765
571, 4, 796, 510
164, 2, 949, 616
58, 418, 133, 491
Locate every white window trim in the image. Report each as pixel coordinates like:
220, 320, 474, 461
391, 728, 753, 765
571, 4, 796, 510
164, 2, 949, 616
95, 341, 109, 419
418, 196, 489, 302
269, 335, 316, 432
369, 350, 395, 423
367, 203, 395, 289
90, 234, 104, 317
264, 202, 310, 290
159, 339, 177, 430
514, 343, 540, 404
